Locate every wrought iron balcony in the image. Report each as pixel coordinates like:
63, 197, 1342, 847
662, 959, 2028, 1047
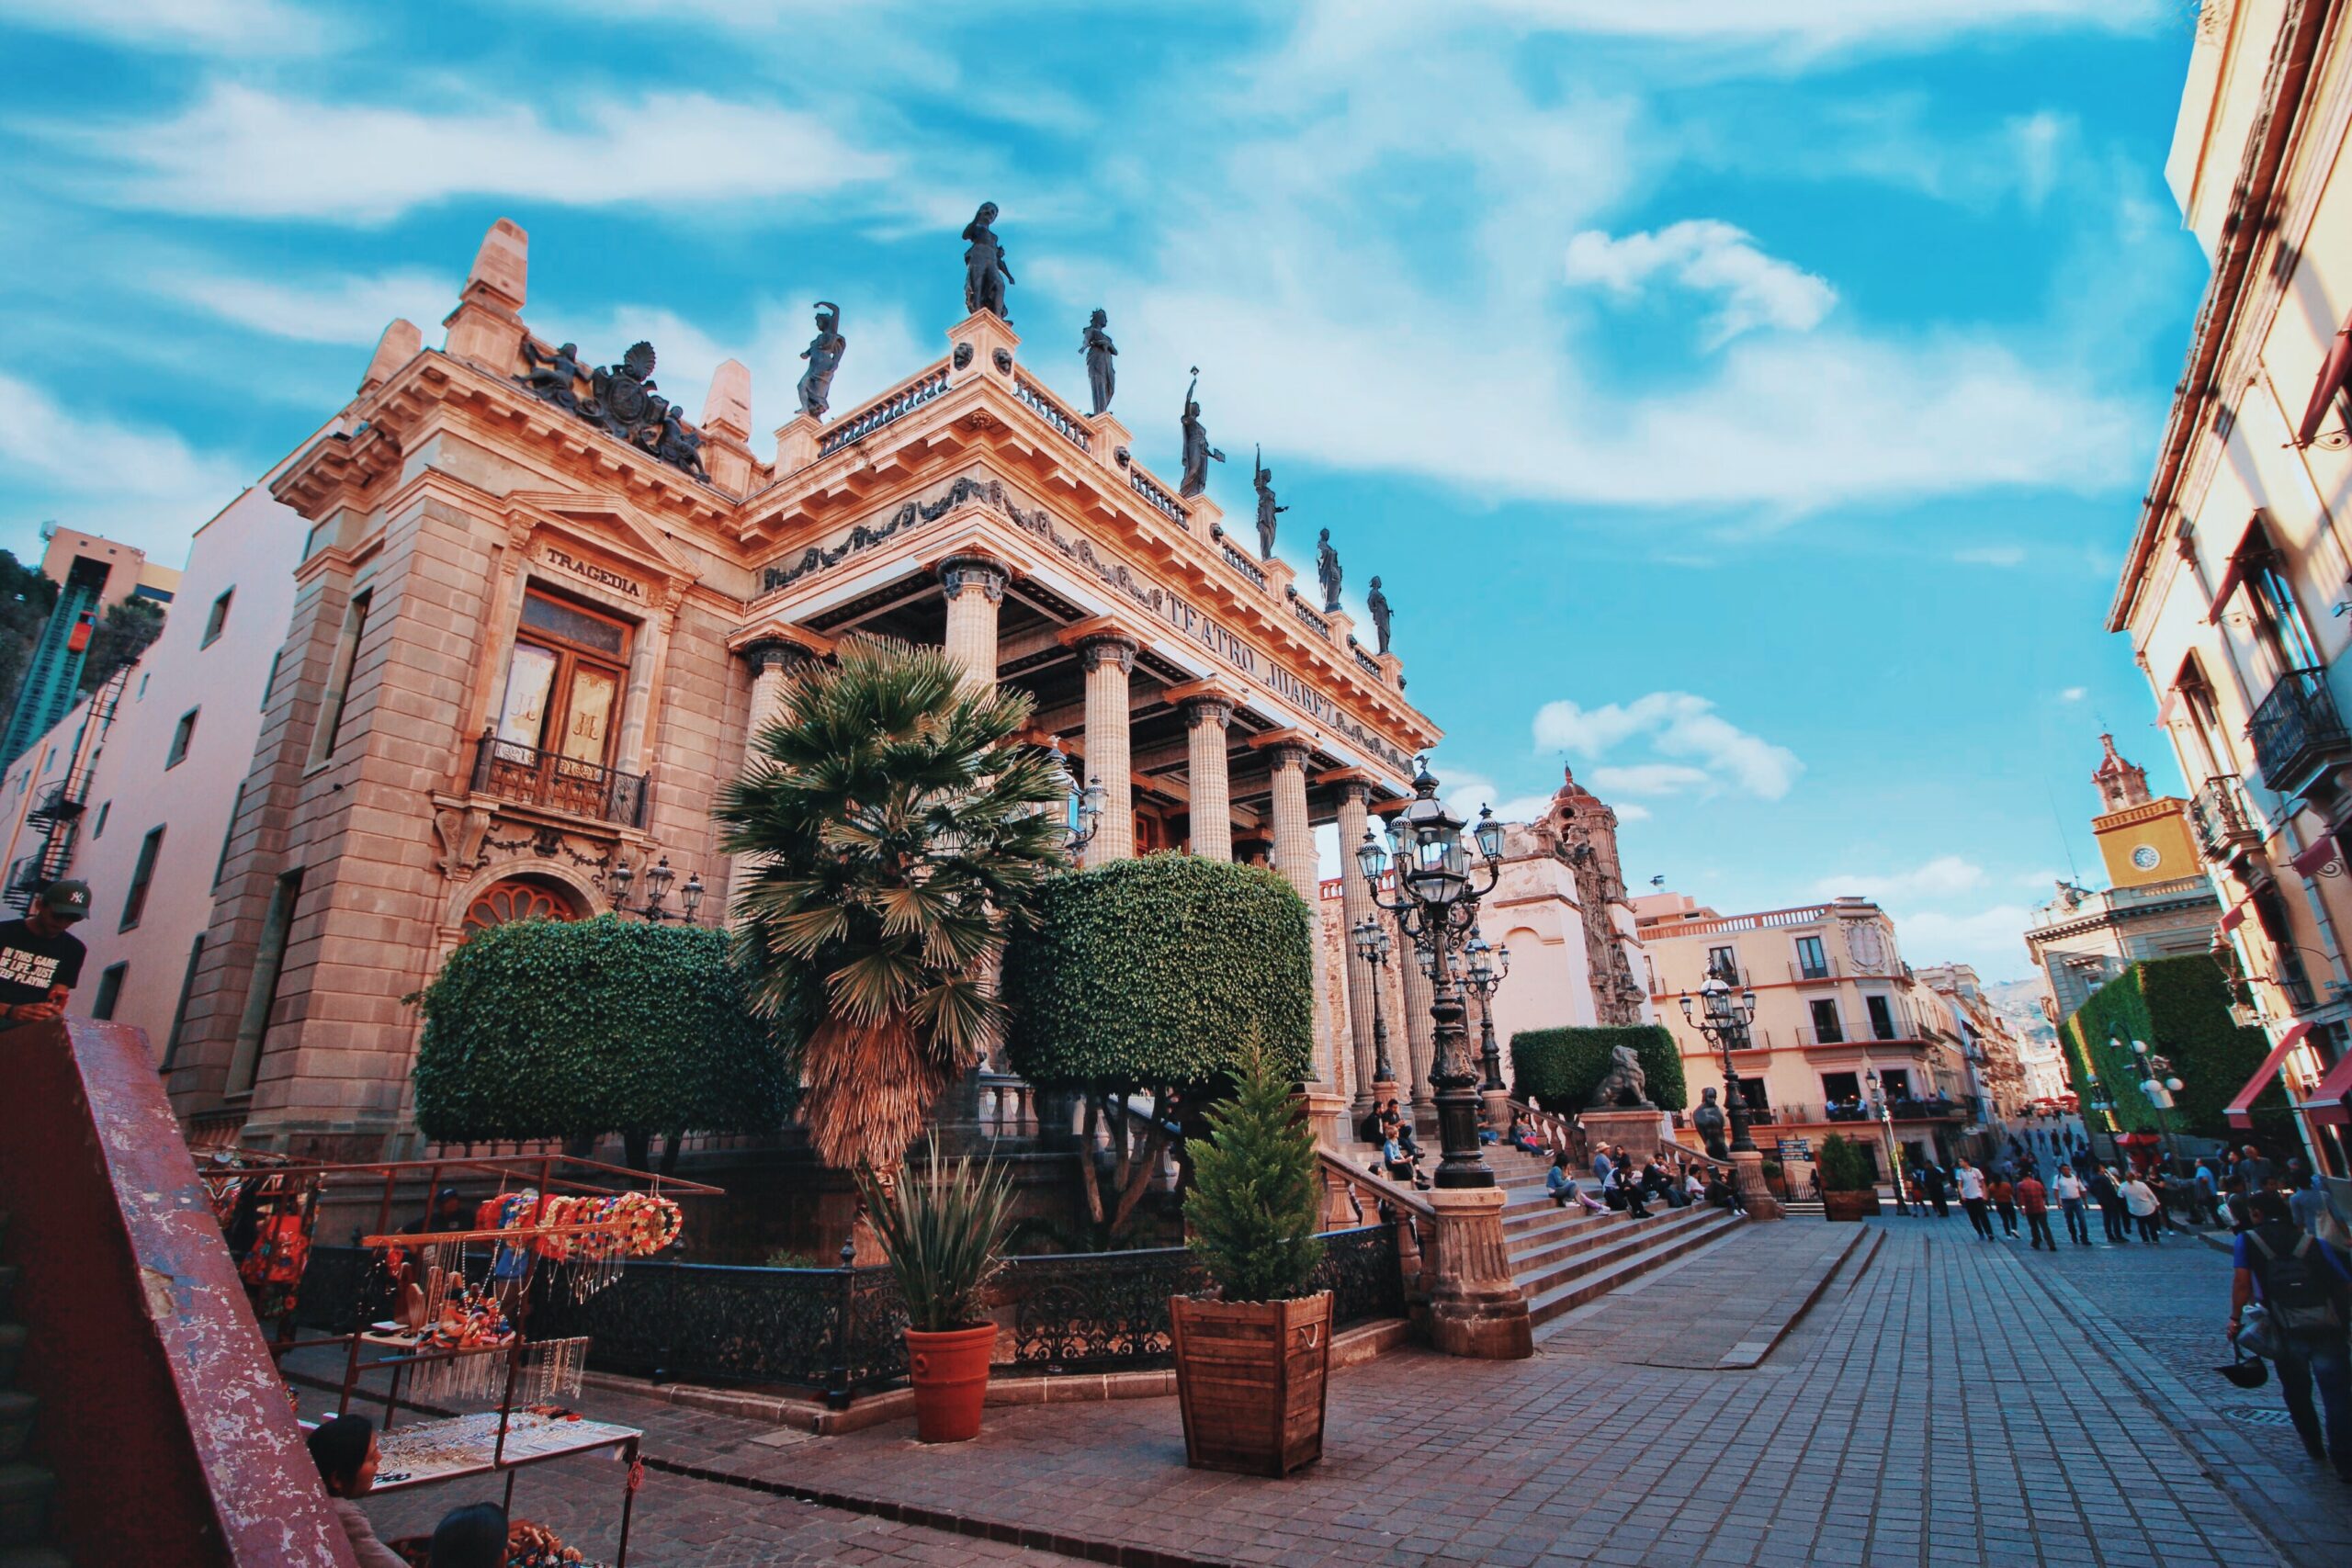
471, 734, 648, 828
2189, 773, 2262, 862
2248, 666, 2352, 795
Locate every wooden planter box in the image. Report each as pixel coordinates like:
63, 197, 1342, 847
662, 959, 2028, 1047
1170, 1292, 1332, 1477
1822, 1190, 1882, 1222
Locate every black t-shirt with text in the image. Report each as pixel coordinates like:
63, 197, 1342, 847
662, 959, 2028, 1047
0, 918, 86, 1010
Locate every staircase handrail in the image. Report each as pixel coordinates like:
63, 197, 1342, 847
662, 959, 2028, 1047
1315, 1148, 1432, 1294
1505, 1099, 1588, 1162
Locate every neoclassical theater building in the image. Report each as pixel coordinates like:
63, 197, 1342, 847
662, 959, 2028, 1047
164, 218, 1442, 1156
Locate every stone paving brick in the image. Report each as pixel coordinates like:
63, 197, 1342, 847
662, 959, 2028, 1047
318, 1219, 2352, 1565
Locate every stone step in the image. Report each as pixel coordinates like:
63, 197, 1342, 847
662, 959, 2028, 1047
1512, 1208, 1729, 1301
0, 1269, 14, 1320
1523, 1212, 1742, 1326
0, 1464, 54, 1551
0, 1328, 19, 1392
1509, 1209, 1690, 1278
0, 1393, 30, 1465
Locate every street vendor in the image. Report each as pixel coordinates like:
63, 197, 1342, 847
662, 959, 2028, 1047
0, 880, 89, 1030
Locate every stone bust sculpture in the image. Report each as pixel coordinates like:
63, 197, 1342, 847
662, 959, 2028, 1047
1692, 1086, 1729, 1162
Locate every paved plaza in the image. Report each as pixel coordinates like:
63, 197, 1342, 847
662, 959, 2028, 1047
339, 1215, 2352, 1567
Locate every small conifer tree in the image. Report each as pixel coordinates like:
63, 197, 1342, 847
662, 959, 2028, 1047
1182, 1035, 1325, 1302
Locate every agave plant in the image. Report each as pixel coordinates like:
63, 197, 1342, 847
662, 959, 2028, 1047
717, 636, 1071, 1173
855, 1146, 1017, 1331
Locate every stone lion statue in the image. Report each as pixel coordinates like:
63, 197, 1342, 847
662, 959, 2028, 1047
1589, 1043, 1656, 1111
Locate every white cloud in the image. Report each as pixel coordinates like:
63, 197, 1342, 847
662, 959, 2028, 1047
1589, 762, 1713, 797
1889, 902, 2039, 980
0, 0, 320, 52
1815, 855, 1986, 902
1614, 802, 1652, 822
1534, 692, 1802, 800
1955, 544, 2026, 567
1458, 0, 2165, 53
2059, 686, 2088, 703
164, 269, 456, 345
78, 85, 898, 223
1565, 220, 1836, 347
0, 376, 251, 554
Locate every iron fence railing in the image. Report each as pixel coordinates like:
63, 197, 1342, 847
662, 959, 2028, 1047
296, 1224, 1402, 1404
470, 732, 648, 828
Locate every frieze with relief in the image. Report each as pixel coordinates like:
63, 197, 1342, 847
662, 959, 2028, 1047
757, 475, 1413, 776
435, 801, 620, 886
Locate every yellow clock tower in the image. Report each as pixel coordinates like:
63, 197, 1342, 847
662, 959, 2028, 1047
2087, 733, 2197, 889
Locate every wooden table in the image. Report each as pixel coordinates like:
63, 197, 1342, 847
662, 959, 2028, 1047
368, 1410, 644, 1566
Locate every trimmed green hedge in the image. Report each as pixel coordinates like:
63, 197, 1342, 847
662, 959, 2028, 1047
413, 916, 795, 1145
1001, 854, 1314, 1092
2055, 955, 2281, 1143
1510, 1024, 1688, 1113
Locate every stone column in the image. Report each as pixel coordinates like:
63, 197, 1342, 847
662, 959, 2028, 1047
1267, 743, 1339, 1095
1078, 633, 1137, 865
1401, 918, 1438, 1125
741, 639, 809, 742
1334, 781, 1380, 1116
938, 555, 1008, 690
1182, 696, 1236, 861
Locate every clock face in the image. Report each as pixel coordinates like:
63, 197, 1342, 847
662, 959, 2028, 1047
1847, 922, 1887, 973
2131, 844, 2161, 872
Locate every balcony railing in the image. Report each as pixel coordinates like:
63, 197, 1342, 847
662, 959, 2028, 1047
1218, 540, 1268, 590
1128, 468, 1189, 528
2248, 665, 2351, 795
2190, 773, 2262, 861
471, 733, 648, 828
1789, 957, 1839, 983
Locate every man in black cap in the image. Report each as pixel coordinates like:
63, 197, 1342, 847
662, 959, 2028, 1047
0, 880, 90, 1030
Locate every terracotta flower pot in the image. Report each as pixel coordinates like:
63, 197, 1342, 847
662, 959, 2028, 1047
1170, 1292, 1332, 1477
904, 1323, 997, 1442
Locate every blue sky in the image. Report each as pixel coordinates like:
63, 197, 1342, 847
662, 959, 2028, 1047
0, 1, 2214, 979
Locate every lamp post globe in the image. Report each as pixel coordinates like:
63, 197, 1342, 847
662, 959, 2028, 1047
1360, 759, 1504, 1189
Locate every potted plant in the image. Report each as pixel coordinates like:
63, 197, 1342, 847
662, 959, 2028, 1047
856, 1145, 1014, 1443
1760, 1158, 1787, 1199
1170, 1038, 1330, 1477
1816, 1134, 1882, 1222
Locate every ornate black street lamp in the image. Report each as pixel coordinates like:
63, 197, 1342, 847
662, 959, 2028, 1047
1865, 1065, 1908, 1215
1350, 915, 1397, 1092
2125, 1032, 2185, 1169
1356, 760, 1504, 1189
610, 855, 704, 923
1679, 961, 1760, 1155
1464, 925, 1511, 1121
1061, 765, 1106, 861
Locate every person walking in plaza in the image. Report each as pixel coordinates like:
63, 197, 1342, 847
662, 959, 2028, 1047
1956, 1159, 1993, 1240
2053, 1164, 2092, 1246
2089, 1163, 2131, 1243
2017, 1169, 2056, 1251
1923, 1162, 1951, 1219
1988, 1170, 2019, 1238
2231, 1189, 2352, 1483
2120, 1169, 2163, 1244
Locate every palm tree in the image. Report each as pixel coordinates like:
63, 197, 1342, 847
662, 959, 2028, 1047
717, 637, 1072, 1176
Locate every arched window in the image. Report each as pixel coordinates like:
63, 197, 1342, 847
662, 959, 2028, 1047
461, 876, 582, 939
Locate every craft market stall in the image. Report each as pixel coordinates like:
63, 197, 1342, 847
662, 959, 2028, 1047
209, 1153, 719, 1568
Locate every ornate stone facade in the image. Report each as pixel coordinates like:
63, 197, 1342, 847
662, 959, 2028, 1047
160, 218, 1438, 1155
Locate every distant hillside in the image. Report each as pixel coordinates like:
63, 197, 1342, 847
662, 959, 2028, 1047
1980, 976, 2060, 1044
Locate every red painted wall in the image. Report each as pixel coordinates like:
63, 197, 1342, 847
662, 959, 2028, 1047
0, 1018, 356, 1566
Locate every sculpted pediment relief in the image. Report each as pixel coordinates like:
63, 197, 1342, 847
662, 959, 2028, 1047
504, 491, 696, 594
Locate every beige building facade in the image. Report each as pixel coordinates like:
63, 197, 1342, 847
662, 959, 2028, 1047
2109, 0, 2352, 1175
152, 218, 1441, 1156
1635, 892, 1971, 1179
